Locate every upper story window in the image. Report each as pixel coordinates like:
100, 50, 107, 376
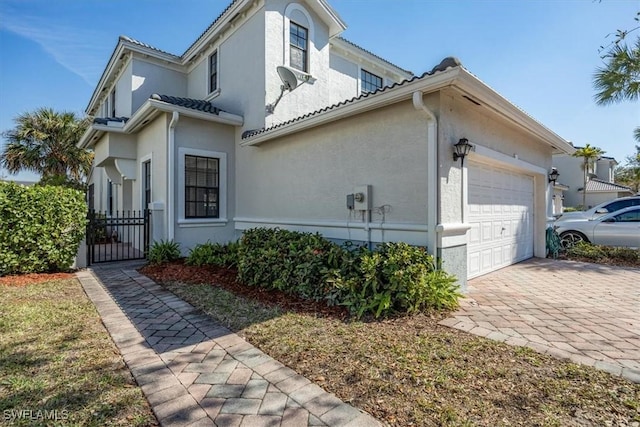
289, 22, 308, 72
209, 51, 218, 94
361, 69, 383, 93
110, 89, 116, 117
185, 155, 219, 218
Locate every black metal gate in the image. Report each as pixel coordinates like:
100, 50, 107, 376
86, 210, 150, 265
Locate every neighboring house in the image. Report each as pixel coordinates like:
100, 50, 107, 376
79, 0, 574, 288
0, 178, 36, 186
553, 152, 633, 209
552, 182, 569, 216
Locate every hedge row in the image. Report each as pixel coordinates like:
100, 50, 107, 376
179, 228, 461, 318
0, 182, 87, 275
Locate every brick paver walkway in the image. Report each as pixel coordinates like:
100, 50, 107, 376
77, 262, 380, 427
439, 258, 640, 383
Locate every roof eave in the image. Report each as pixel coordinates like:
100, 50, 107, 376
331, 38, 413, 78
241, 67, 461, 146
454, 69, 575, 156
86, 39, 182, 115
182, 0, 252, 62
315, 0, 347, 37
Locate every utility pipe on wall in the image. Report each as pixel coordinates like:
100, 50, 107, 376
168, 111, 179, 241
412, 91, 439, 258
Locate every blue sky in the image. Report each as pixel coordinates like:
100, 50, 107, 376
1, 0, 638, 182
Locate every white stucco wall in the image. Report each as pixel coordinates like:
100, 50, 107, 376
187, 8, 266, 130
115, 61, 133, 117
552, 154, 584, 208
235, 100, 430, 245
131, 59, 187, 115
173, 116, 237, 252
328, 52, 359, 99
134, 114, 169, 213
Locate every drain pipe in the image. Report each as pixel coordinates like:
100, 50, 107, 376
167, 111, 179, 241
412, 91, 438, 259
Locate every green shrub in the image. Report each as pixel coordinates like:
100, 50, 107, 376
237, 228, 461, 318
238, 228, 345, 300
566, 241, 639, 263
186, 241, 239, 267
607, 246, 639, 262
566, 241, 606, 260
147, 240, 181, 265
328, 243, 460, 318
0, 182, 87, 275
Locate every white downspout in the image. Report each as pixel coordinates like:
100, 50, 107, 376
168, 111, 179, 241
412, 91, 438, 259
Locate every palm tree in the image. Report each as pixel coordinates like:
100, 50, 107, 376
1, 108, 92, 185
614, 145, 640, 192
593, 37, 640, 142
573, 144, 605, 210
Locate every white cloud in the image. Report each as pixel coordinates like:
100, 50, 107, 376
0, 6, 110, 86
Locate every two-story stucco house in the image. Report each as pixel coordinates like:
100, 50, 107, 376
79, 0, 574, 288
553, 151, 633, 210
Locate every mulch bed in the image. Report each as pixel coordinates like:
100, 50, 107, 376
0, 272, 75, 287
139, 260, 348, 319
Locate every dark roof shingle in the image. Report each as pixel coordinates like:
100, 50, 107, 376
151, 94, 223, 114
242, 57, 461, 139
93, 117, 129, 125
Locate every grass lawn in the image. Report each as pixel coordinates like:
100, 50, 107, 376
142, 263, 640, 427
0, 276, 157, 426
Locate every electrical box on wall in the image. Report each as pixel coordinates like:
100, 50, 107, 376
346, 194, 355, 210
353, 185, 371, 211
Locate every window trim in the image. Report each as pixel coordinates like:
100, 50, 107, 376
289, 21, 309, 73
178, 147, 227, 225
110, 89, 116, 117
283, 4, 314, 74
208, 50, 219, 95
360, 68, 383, 94
140, 154, 152, 211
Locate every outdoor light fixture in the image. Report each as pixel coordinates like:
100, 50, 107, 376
549, 167, 560, 184
453, 138, 473, 166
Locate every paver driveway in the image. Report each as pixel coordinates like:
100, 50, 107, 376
439, 258, 640, 383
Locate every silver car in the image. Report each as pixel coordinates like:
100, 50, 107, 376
555, 206, 640, 248
557, 196, 640, 221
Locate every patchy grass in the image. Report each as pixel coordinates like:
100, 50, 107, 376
0, 278, 157, 426
154, 267, 640, 427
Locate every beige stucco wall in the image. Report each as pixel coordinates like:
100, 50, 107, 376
134, 114, 169, 214
236, 99, 430, 245
131, 59, 187, 115
438, 88, 554, 264
173, 116, 237, 252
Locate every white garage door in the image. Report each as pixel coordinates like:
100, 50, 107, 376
467, 162, 534, 279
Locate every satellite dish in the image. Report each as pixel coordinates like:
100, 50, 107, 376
267, 66, 303, 113
276, 66, 299, 91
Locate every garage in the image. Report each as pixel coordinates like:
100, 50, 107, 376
467, 162, 534, 279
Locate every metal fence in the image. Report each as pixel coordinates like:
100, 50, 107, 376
86, 210, 150, 265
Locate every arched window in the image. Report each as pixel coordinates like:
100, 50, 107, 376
284, 3, 314, 74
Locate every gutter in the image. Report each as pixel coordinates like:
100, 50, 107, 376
168, 112, 179, 241
242, 67, 461, 146
412, 91, 439, 259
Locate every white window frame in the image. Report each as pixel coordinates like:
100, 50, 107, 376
178, 147, 227, 225
139, 153, 152, 211
359, 67, 383, 95
283, 3, 314, 74
208, 49, 220, 99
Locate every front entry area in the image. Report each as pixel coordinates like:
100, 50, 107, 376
467, 162, 534, 278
